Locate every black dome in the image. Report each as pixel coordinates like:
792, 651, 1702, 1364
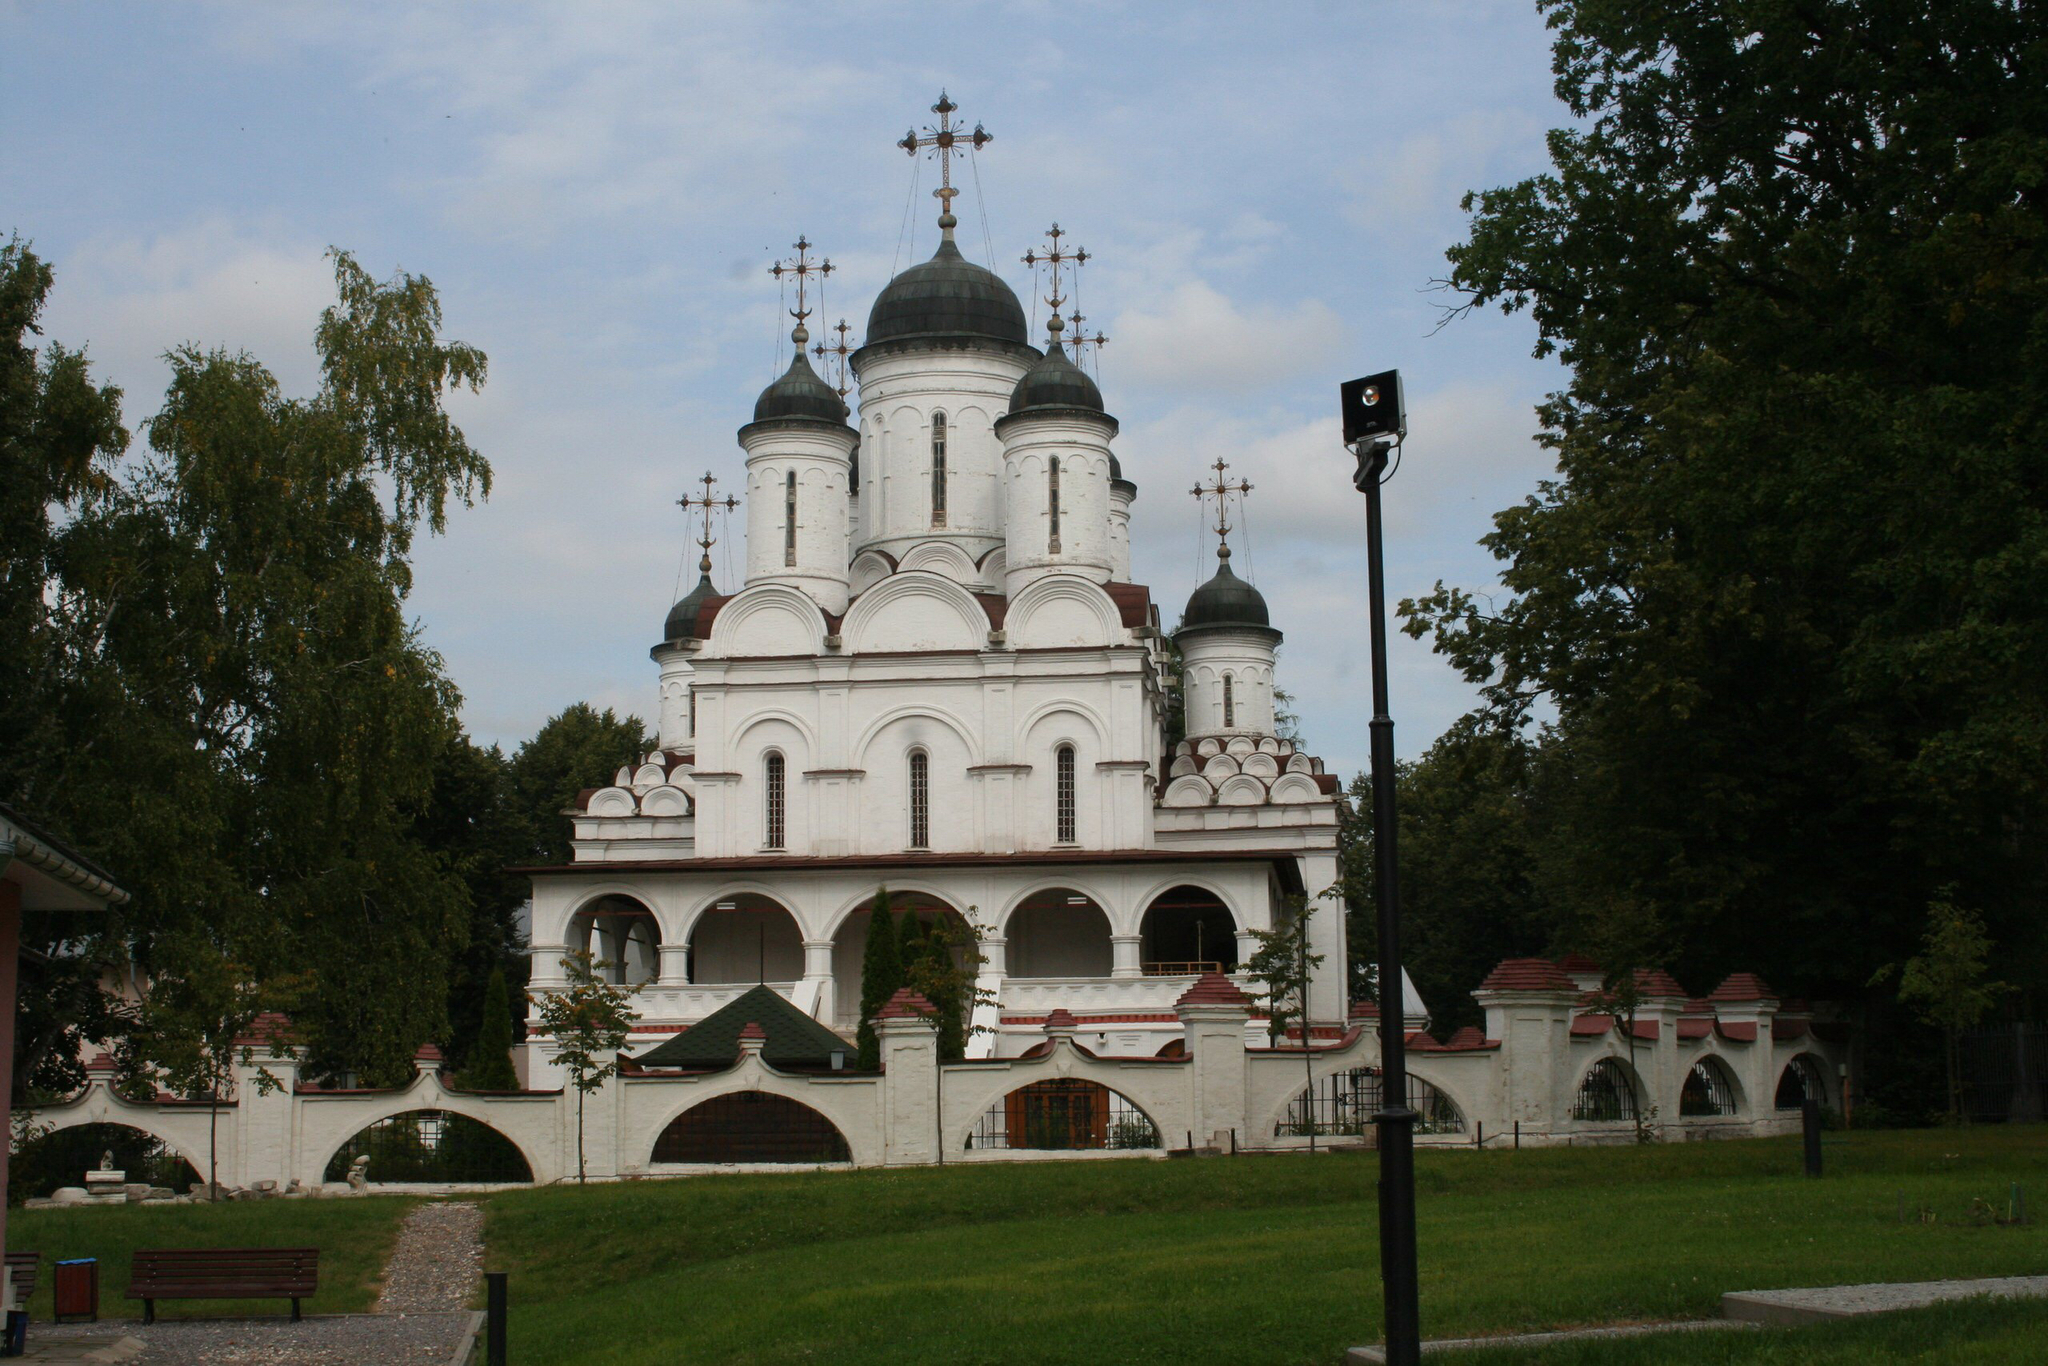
753, 350, 848, 425
1007, 339, 1104, 415
1177, 554, 1277, 635
664, 571, 719, 641
866, 238, 1029, 349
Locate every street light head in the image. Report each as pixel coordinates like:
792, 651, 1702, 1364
1341, 369, 1405, 448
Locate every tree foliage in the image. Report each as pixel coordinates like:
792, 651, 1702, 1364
532, 950, 639, 1182
855, 889, 904, 1071
1404, 3, 2048, 1101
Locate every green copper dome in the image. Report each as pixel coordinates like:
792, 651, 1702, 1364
664, 571, 720, 641
1177, 553, 1278, 636
866, 238, 1029, 349
1007, 338, 1104, 415
753, 349, 848, 425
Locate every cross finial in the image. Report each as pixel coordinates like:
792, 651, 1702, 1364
769, 236, 832, 352
1190, 456, 1253, 562
811, 318, 857, 398
1064, 308, 1107, 363
677, 471, 740, 577
1022, 223, 1091, 349
899, 91, 992, 241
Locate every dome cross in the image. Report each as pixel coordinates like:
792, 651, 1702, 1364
1190, 456, 1253, 561
899, 91, 991, 239
811, 318, 857, 398
677, 470, 740, 578
1022, 222, 1090, 341
1064, 308, 1107, 363
769, 236, 832, 350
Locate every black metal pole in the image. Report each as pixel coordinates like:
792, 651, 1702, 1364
1359, 438, 1421, 1363
486, 1271, 507, 1366
1802, 1095, 1823, 1178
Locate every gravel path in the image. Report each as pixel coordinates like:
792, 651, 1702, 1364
376, 1201, 485, 1313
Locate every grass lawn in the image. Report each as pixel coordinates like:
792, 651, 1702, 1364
480, 1127, 2047, 1366
8, 1193, 420, 1321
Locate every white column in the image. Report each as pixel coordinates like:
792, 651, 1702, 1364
1111, 934, 1144, 979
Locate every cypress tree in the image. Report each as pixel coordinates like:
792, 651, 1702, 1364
464, 967, 519, 1090
854, 888, 903, 1071
921, 930, 967, 1061
898, 908, 925, 959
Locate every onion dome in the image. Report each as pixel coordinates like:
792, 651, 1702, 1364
752, 327, 848, 425
663, 563, 719, 641
865, 238, 1029, 351
1177, 547, 1277, 637
1007, 316, 1104, 416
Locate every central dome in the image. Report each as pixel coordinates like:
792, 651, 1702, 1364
865, 238, 1029, 349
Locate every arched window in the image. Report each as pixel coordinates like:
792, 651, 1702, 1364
1222, 673, 1236, 729
764, 751, 786, 849
784, 470, 798, 567
1572, 1058, 1640, 1122
908, 750, 930, 849
1047, 457, 1062, 552
1681, 1057, 1738, 1116
1055, 744, 1077, 844
1276, 1069, 1465, 1138
968, 1080, 1159, 1151
930, 411, 948, 525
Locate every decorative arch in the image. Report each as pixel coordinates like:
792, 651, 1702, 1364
1776, 1053, 1830, 1111
1681, 1055, 1742, 1117
729, 707, 820, 759
851, 703, 983, 772
1162, 775, 1214, 808
841, 572, 990, 654
585, 787, 636, 817
686, 892, 804, 985
850, 549, 895, 595
828, 888, 972, 1029
1003, 887, 1112, 978
1271, 1067, 1466, 1138
1016, 698, 1110, 753
1140, 885, 1241, 974
898, 540, 980, 584
1006, 574, 1123, 649
1215, 773, 1269, 806
704, 583, 829, 658
1572, 1057, 1644, 1122
651, 1091, 852, 1164
321, 1109, 533, 1184
965, 1079, 1161, 1151
566, 893, 662, 985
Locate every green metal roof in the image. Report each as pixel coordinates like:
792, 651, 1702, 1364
632, 984, 853, 1070
864, 238, 1029, 350
753, 349, 850, 425
1007, 338, 1105, 417
1176, 554, 1279, 637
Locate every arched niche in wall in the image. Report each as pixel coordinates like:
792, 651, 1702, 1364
840, 572, 989, 654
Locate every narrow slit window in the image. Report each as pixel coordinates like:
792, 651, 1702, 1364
1048, 458, 1061, 553
1223, 674, 1235, 729
686, 684, 695, 738
1056, 745, 1076, 844
784, 470, 798, 567
764, 752, 786, 849
930, 412, 948, 526
909, 750, 930, 848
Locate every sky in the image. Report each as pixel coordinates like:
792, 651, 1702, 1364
4, 0, 1568, 778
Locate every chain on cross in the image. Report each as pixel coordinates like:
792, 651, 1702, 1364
899, 91, 991, 233
677, 471, 740, 577
1190, 456, 1253, 557
812, 318, 857, 398
769, 236, 832, 347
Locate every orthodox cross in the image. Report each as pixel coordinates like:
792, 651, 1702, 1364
899, 91, 991, 235
1190, 456, 1253, 559
1022, 222, 1090, 328
769, 236, 832, 349
1064, 308, 1107, 363
677, 470, 739, 579
811, 318, 857, 398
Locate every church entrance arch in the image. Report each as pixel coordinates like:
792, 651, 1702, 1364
322, 1110, 534, 1184
568, 894, 661, 985
1006, 888, 1112, 978
688, 893, 803, 985
651, 1092, 852, 1164
12, 1122, 202, 1199
830, 890, 968, 1029
1139, 885, 1239, 975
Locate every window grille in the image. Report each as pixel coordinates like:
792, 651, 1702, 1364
908, 750, 930, 849
1775, 1055, 1825, 1111
784, 470, 798, 567
1055, 745, 1076, 844
1273, 1068, 1465, 1138
1223, 674, 1235, 729
966, 1079, 1159, 1151
1047, 458, 1061, 552
1681, 1058, 1738, 1116
764, 752, 786, 849
930, 412, 947, 525
1571, 1058, 1639, 1122
323, 1110, 532, 1183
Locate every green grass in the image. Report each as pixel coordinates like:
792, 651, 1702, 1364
1437, 1297, 2048, 1363
8, 1193, 419, 1320
480, 1128, 2048, 1366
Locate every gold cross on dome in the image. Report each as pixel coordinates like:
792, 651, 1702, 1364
769, 236, 832, 345
1022, 222, 1090, 325
1190, 456, 1253, 555
899, 91, 991, 235
677, 471, 740, 576
811, 318, 856, 398
1065, 309, 1107, 362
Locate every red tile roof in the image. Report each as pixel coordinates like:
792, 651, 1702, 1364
1443, 1027, 1498, 1051
1556, 953, 1601, 974
1676, 1018, 1712, 1040
85, 1052, 118, 1073
233, 1012, 296, 1047
1154, 1038, 1187, 1058
1404, 1031, 1442, 1051
1710, 973, 1777, 1002
1682, 997, 1715, 1015
1042, 1008, 1080, 1031
738, 1022, 767, 1042
1633, 968, 1688, 998
1772, 1018, 1810, 1042
1479, 958, 1576, 992
875, 987, 935, 1021
1570, 1014, 1613, 1037
1348, 999, 1380, 1019
414, 1043, 445, 1063
1631, 1019, 1660, 1041
1715, 1020, 1759, 1042
1176, 972, 1253, 1010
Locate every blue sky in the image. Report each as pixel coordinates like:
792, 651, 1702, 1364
5, 0, 1567, 777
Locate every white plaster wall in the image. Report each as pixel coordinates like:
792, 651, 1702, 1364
652, 645, 694, 751
1180, 629, 1280, 738
999, 417, 1116, 595
741, 420, 856, 615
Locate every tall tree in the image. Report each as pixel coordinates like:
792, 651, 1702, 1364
532, 950, 638, 1183
462, 966, 520, 1092
1409, 4, 2048, 1096
855, 890, 904, 1071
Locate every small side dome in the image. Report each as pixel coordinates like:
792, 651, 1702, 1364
664, 569, 720, 641
866, 238, 1030, 350
1177, 553, 1276, 635
753, 348, 847, 425
1007, 337, 1104, 416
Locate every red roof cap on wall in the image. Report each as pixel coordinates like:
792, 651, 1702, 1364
1556, 953, 1601, 974
1042, 1008, 1080, 1031
1479, 958, 1575, 992
1570, 1014, 1612, 1036
414, 1043, 445, 1063
1710, 973, 1777, 1002
1632, 968, 1688, 998
233, 1012, 295, 1047
738, 1022, 767, 1042
1177, 972, 1253, 1010
875, 987, 936, 1021
1348, 999, 1380, 1019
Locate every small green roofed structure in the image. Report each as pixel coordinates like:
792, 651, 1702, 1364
632, 985, 853, 1071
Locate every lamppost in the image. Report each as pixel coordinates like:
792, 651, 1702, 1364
1342, 370, 1420, 1365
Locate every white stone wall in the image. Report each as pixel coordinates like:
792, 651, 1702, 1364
741, 420, 856, 615
1179, 628, 1280, 739
998, 412, 1117, 595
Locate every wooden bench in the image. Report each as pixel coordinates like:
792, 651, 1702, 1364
128, 1248, 319, 1323
4, 1251, 38, 1313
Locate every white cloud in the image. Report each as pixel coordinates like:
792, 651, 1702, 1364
1113, 281, 1347, 397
